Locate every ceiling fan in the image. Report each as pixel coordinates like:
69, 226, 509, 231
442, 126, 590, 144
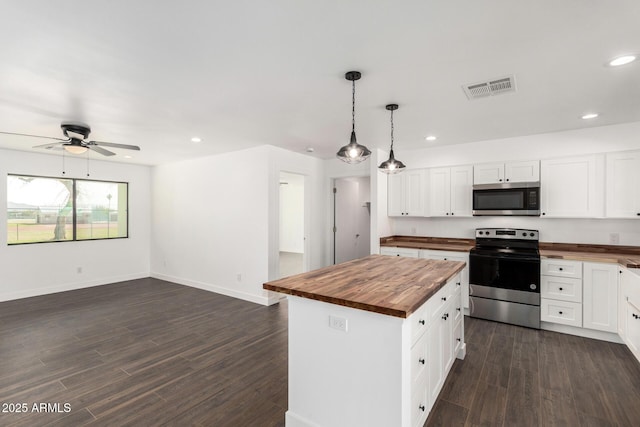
0, 122, 141, 156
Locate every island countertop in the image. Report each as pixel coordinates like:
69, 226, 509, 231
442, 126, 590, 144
263, 254, 465, 318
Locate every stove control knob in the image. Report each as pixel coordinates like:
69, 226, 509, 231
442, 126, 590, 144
530, 233, 535, 237
522, 232, 527, 237
530, 284, 537, 290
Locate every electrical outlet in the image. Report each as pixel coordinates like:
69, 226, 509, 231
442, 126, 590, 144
609, 233, 620, 245
329, 315, 348, 332
236, 273, 242, 282
77, 267, 82, 274
411, 227, 417, 235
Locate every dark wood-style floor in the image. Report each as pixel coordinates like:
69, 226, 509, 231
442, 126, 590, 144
1, 278, 639, 426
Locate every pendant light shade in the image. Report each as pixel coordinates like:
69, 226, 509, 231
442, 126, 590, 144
378, 104, 406, 174
336, 71, 371, 164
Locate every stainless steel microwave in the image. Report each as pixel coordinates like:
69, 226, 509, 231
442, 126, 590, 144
472, 182, 540, 216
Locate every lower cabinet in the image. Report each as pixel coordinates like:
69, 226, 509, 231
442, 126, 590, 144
620, 268, 640, 362
409, 274, 463, 427
420, 250, 470, 309
583, 262, 618, 332
380, 247, 420, 258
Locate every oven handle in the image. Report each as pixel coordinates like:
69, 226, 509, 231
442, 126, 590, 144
469, 289, 475, 315
470, 252, 540, 262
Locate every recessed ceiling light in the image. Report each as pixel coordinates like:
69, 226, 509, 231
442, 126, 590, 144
425, 135, 437, 141
124, 155, 132, 159
608, 55, 637, 67
191, 137, 202, 143
306, 147, 315, 153
581, 113, 599, 120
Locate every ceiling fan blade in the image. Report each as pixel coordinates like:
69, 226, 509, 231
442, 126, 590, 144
33, 141, 65, 149
0, 131, 66, 141
89, 141, 141, 151
88, 145, 116, 156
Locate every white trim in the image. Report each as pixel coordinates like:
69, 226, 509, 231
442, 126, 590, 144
151, 272, 275, 306
541, 321, 624, 343
285, 411, 322, 427
0, 272, 149, 302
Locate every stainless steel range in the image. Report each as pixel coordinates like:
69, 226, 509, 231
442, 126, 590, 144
469, 228, 541, 329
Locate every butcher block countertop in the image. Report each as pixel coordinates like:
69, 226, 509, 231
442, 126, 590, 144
263, 254, 465, 318
380, 236, 640, 268
379, 236, 474, 252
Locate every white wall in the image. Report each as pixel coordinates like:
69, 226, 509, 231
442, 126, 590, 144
0, 148, 151, 301
279, 172, 304, 253
388, 122, 640, 246
151, 145, 326, 305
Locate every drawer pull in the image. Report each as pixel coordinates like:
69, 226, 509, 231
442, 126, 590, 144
559, 267, 564, 271
442, 297, 447, 301
456, 282, 461, 286
419, 358, 425, 365
419, 319, 425, 325
457, 338, 461, 342
559, 287, 563, 291
633, 314, 639, 320
457, 307, 461, 312
559, 311, 563, 315
419, 405, 426, 412
442, 313, 449, 320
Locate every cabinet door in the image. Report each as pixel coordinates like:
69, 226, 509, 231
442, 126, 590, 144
427, 321, 444, 406
627, 302, 640, 361
540, 155, 605, 218
583, 262, 618, 333
405, 170, 425, 216
606, 151, 640, 218
473, 163, 504, 185
428, 167, 451, 216
442, 305, 454, 373
505, 160, 540, 183
450, 166, 473, 216
388, 174, 405, 216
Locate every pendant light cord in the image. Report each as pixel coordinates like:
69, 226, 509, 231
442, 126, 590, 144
390, 108, 394, 150
352, 79, 356, 133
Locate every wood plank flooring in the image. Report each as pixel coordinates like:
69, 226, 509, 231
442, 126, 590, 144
426, 316, 640, 426
1, 278, 639, 426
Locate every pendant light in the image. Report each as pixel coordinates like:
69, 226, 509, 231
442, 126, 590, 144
336, 71, 371, 164
378, 104, 406, 174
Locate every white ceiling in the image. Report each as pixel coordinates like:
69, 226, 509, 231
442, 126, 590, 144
1, 1, 639, 166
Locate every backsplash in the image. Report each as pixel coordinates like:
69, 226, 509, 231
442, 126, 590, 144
391, 217, 640, 246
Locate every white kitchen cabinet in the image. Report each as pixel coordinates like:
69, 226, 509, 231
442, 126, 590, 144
605, 150, 640, 218
420, 249, 470, 309
380, 247, 420, 258
473, 160, 540, 185
540, 154, 605, 218
541, 259, 583, 327
388, 169, 426, 216
428, 166, 472, 217
620, 268, 640, 362
583, 262, 618, 333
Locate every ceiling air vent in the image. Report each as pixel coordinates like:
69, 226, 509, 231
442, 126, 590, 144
462, 75, 516, 100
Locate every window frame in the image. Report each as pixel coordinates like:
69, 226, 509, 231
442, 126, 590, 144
7, 173, 129, 245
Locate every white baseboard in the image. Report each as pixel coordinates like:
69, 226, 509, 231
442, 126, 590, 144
541, 322, 624, 343
151, 272, 276, 306
285, 411, 322, 427
0, 272, 150, 302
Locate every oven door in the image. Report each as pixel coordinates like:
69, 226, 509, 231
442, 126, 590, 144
469, 250, 540, 293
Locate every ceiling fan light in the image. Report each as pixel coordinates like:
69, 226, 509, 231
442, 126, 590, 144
63, 144, 88, 154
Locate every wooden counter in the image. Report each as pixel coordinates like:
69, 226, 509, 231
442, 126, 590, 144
380, 235, 474, 252
263, 254, 465, 318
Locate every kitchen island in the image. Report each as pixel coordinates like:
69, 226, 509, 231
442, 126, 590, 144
263, 254, 466, 427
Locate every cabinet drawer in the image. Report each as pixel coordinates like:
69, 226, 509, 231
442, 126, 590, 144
541, 259, 582, 279
541, 276, 582, 303
411, 332, 428, 387
452, 291, 463, 324
409, 302, 430, 345
453, 317, 463, 357
541, 298, 582, 327
411, 375, 429, 427
380, 247, 420, 258
427, 278, 456, 322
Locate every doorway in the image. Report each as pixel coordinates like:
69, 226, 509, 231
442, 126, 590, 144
333, 176, 371, 264
279, 172, 306, 278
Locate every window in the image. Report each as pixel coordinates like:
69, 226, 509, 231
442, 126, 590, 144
7, 175, 128, 245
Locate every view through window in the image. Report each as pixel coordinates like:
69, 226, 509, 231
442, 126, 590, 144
7, 175, 128, 245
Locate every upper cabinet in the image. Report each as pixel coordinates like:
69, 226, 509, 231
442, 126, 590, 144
540, 154, 605, 218
605, 150, 640, 218
388, 169, 426, 217
428, 166, 473, 217
473, 160, 540, 185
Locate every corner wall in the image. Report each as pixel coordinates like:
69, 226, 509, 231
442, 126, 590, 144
0, 148, 151, 301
